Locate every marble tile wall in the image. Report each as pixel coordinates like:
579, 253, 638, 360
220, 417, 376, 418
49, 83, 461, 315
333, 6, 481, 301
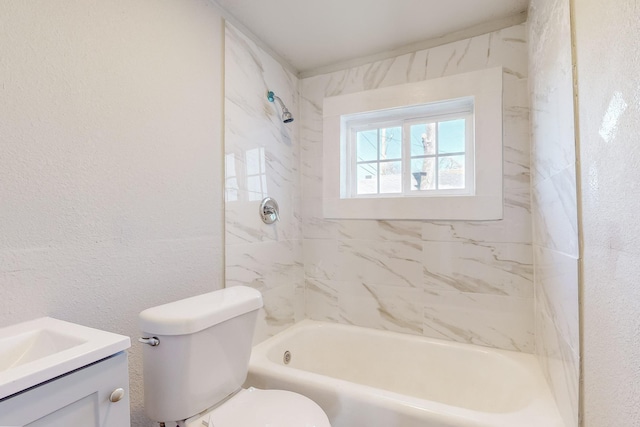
529, 0, 580, 425
224, 23, 303, 343
300, 24, 535, 352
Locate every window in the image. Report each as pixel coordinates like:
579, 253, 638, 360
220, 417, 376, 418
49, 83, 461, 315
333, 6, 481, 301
345, 98, 474, 198
322, 67, 503, 220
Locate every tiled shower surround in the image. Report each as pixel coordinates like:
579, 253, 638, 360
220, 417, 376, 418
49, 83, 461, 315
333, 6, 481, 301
225, 22, 533, 351
224, 23, 304, 343
301, 23, 533, 351
529, 0, 579, 425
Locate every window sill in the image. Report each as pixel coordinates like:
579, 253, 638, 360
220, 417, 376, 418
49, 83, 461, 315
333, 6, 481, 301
323, 194, 503, 220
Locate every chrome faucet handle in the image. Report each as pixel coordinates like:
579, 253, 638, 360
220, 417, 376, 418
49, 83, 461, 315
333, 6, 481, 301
260, 197, 280, 224
264, 206, 280, 221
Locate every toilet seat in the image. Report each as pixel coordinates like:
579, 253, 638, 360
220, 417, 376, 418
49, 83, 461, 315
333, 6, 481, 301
184, 387, 331, 427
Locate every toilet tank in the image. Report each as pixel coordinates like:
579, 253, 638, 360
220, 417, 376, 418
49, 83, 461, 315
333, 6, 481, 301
138, 286, 263, 423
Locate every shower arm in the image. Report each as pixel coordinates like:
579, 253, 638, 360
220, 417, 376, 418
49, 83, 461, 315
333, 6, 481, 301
267, 90, 294, 123
272, 94, 286, 110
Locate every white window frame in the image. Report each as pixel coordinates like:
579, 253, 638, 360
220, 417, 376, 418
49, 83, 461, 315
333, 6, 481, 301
345, 100, 475, 198
322, 67, 503, 220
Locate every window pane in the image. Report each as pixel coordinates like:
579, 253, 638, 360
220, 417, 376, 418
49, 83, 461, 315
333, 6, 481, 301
379, 161, 402, 194
356, 129, 378, 161
411, 158, 436, 190
410, 123, 436, 156
438, 155, 465, 189
438, 119, 466, 154
357, 163, 378, 194
381, 127, 402, 160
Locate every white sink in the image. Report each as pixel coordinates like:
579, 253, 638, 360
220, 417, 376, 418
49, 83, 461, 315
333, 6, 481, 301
0, 317, 130, 399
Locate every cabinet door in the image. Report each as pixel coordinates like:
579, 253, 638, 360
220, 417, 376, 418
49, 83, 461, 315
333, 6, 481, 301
0, 352, 130, 427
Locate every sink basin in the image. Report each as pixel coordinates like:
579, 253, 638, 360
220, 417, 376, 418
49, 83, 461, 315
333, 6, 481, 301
0, 317, 130, 399
0, 329, 86, 372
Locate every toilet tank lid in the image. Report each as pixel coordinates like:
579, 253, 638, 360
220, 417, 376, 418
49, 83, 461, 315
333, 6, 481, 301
139, 286, 263, 335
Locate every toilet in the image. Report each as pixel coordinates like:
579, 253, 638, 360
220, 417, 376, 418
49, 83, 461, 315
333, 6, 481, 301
138, 286, 331, 427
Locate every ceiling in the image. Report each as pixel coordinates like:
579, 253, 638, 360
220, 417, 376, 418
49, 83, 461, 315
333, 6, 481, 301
213, 0, 529, 76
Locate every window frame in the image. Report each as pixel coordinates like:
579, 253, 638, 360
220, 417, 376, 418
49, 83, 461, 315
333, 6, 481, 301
322, 67, 503, 221
345, 105, 475, 198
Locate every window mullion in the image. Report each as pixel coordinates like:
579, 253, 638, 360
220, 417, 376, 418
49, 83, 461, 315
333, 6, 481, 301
376, 128, 381, 195
434, 121, 439, 190
350, 127, 358, 197
402, 121, 410, 195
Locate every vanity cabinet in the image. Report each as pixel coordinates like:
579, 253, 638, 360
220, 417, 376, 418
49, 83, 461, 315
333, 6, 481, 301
0, 351, 130, 427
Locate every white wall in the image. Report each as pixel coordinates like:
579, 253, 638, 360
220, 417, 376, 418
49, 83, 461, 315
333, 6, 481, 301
574, 1, 640, 426
528, 0, 580, 425
0, 1, 224, 426
300, 24, 534, 352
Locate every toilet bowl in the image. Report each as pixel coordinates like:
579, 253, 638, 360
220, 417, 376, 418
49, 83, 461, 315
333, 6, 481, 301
138, 286, 330, 427
185, 388, 329, 427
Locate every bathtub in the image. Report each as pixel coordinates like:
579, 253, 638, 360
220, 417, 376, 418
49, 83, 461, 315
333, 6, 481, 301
246, 320, 564, 427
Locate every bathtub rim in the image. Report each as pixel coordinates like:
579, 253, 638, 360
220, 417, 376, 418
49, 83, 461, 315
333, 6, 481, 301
248, 319, 564, 427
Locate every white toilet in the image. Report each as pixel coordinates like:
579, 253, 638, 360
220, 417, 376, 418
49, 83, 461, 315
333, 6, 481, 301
138, 286, 331, 427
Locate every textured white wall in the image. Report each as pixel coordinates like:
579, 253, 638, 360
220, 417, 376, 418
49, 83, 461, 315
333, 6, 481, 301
574, 1, 640, 426
0, 1, 224, 426
528, 0, 580, 425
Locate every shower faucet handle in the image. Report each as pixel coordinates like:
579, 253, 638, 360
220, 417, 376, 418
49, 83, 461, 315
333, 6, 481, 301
260, 197, 280, 224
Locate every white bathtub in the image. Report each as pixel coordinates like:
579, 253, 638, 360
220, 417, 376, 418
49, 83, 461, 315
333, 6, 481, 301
246, 320, 564, 427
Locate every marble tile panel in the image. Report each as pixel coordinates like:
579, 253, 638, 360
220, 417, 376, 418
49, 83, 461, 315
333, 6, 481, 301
304, 278, 340, 322
532, 166, 579, 257
293, 281, 306, 323
535, 306, 579, 427
530, 96, 576, 183
338, 239, 423, 288
226, 124, 299, 194
423, 241, 533, 297
336, 220, 423, 242
300, 197, 341, 240
226, 24, 299, 102
421, 200, 532, 244
503, 76, 531, 190
299, 141, 323, 197
425, 34, 492, 79
252, 282, 297, 344
303, 239, 341, 280
223, 147, 297, 211
534, 245, 579, 353
528, 0, 575, 183
226, 239, 302, 291
225, 21, 301, 249
485, 24, 528, 79
337, 281, 424, 335
301, 24, 527, 105
504, 145, 531, 193
423, 290, 534, 352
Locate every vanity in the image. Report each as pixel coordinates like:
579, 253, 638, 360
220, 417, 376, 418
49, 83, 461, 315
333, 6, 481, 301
0, 317, 131, 426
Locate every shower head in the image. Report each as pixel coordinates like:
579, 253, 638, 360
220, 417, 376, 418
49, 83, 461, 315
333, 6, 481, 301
267, 90, 294, 123
281, 109, 294, 123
